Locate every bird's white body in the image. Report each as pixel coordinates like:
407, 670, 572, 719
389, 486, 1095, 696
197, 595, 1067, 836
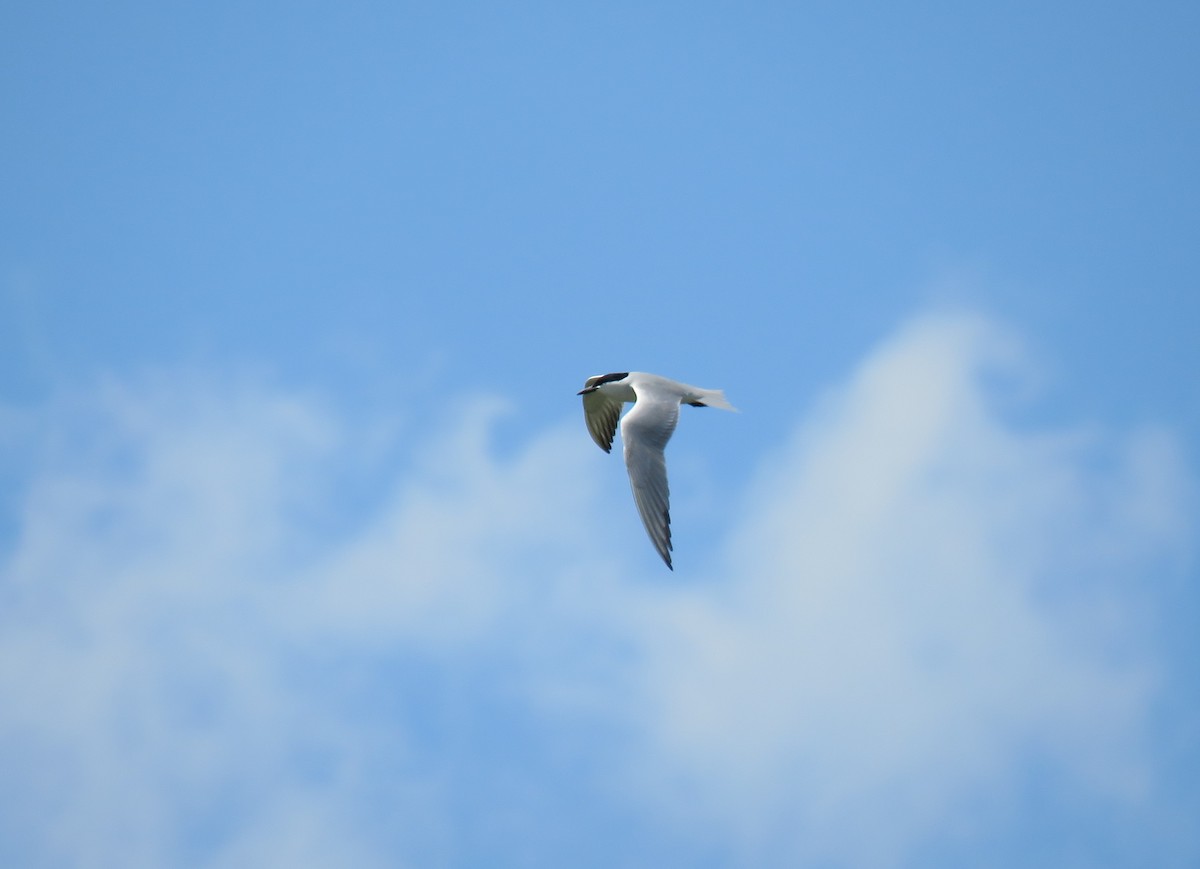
578, 371, 737, 569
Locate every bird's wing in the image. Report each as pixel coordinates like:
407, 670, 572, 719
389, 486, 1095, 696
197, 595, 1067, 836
582, 388, 625, 453
620, 397, 680, 569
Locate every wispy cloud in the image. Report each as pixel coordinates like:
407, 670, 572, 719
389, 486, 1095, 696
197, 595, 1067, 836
622, 314, 1192, 866
0, 313, 1193, 867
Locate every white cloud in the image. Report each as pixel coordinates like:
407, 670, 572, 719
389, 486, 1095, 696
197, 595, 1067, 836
623, 314, 1190, 866
0, 313, 1193, 868
0, 376, 620, 867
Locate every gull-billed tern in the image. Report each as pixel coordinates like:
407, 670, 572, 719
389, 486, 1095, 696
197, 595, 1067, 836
578, 371, 737, 569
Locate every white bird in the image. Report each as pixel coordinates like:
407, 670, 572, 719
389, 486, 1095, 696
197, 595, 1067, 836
578, 371, 737, 569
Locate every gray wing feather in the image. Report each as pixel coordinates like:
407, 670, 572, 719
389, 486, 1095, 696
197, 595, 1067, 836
620, 400, 680, 569
582, 390, 624, 453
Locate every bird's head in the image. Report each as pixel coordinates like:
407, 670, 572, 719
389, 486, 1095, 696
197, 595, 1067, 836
577, 372, 630, 395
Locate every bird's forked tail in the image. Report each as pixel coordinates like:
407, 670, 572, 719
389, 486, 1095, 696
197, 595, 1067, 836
687, 387, 738, 412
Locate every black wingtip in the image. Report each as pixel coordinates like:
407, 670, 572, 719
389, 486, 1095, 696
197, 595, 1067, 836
663, 509, 673, 569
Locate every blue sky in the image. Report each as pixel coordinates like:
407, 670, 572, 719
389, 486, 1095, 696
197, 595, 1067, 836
1, 2, 1197, 867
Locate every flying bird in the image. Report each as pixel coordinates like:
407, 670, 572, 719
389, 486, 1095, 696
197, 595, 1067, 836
578, 371, 737, 569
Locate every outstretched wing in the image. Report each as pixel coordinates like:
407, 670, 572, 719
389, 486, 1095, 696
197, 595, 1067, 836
620, 397, 680, 569
582, 389, 624, 453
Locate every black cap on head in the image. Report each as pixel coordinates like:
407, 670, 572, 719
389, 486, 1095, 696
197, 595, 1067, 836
578, 372, 629, 394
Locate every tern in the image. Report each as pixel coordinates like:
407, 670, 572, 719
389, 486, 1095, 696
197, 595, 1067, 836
578, 372, 737, 569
